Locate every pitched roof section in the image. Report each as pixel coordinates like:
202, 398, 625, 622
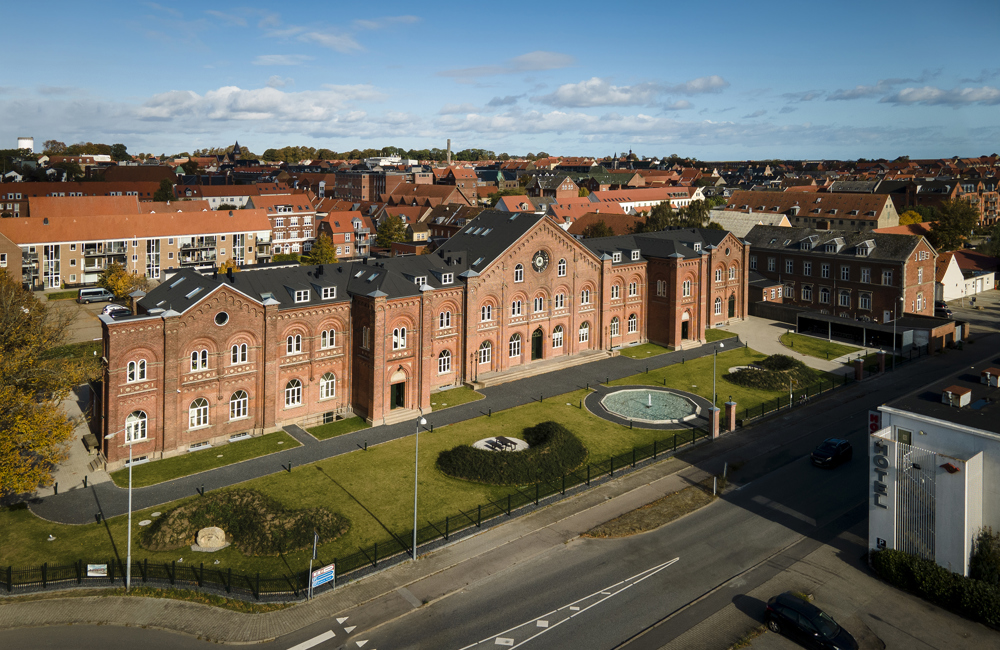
139, 200, 212, 213
583, 228, 729, 262
726, 190, 891, 220
28, 195, 140, 218
744, 225, 925, 262
435, 209, 546, 272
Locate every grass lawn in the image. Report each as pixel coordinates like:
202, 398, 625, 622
780, 332, 860, 360
618, 343, 671, 359
1, 388, 695, 576
430, 386, 484, 411
41, 340, 102, 360
705, 329, 738, 342
45, 290, 79, 301
611, 347, 836, 413
307, 416, 371, 441
109, 431, 300, 488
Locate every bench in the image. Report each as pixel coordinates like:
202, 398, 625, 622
494, 436, 517, 450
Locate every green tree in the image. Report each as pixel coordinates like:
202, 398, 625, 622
578, 187, 590, 198
581, 220, 615, 238
152, 178, 174, 202
42, 140, 66, 154
109, 143, 130, 161
375, 215, 408, 248
970, 527, 1000, 586
899, 210, 924, 225
51, 161, 84, 181
487, 188, 524, 207
180, 159, 202, 175
678, 200, 712, 228
928, 198, 979, 252
632, 202, 678, 233
216, 203, 238, 211
0, 272, 96, 495
306, 233, 338, 264
98, 262, 148, 299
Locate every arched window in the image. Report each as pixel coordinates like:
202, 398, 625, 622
611, 284, 620, 299
511, 299, 522, 317
552, 326, 564, 348
509, 334, 521, 358
682, 280, 692, 297
554, 293, 565, 309
189, 398, 209, 429
581, 289, 591, 305
729, 265, 736, 280
392, 327, 407, 350
715, 269, 723, 283
839, 290, 851, 307
628, 313, 638, 334
478, 340, 492, 364
125, 411, 147, 442
438, 350, 451, 374
285, 379, 302, 407
514, 264, 524, 283
481, 304, 492, 322
231, 343, 247, 365
610, 317, 620, 337
320, 372, 336, 399
819, 287, 831, 304
628, 282, 637, 297
579, 321, 590, 343
230, 391, 248, 420
439, 311, 451, 329
127, 359, 146, 382
557, 258, 567, 277
714, 297, 723, 315
286, 334, 302, 355
533, 296, 544, 313
190, 349, 208, 371
656, 280, 664, 297
320, 329, 336, 349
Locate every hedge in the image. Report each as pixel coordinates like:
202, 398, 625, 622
724, 354, 815, 391
870, 549, 1000, 627
436, 421, 587, 485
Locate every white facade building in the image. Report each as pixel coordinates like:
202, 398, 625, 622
869, 365, 1000, 576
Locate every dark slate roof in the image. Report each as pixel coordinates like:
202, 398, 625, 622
583, 228, 730, 263
435, 209, 545, 272
885, 361, 1000, 435
744, 225, 924, 262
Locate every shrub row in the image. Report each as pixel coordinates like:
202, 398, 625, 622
724, 354, 814, 391
436, 421, 587, 486
870, 549, 1000, 627
141, 489, 351, 556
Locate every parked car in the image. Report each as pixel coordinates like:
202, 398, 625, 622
811, 438, 852, 468
934, 300, 948, 309
77, 288, 116, 304
935, 306, 953, 318
765, 592, 858, 649
102, 304, 131, 318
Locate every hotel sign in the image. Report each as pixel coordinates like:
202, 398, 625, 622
872, 439, 889, 509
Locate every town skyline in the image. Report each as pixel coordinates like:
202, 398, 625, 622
1, 1, 998, 160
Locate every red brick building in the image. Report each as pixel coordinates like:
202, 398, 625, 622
97, 211, 747, 469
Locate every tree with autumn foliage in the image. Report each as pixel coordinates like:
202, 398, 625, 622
306, 233, 338, 264
98, 262, 148, 299
375, 215, 408, 248
899, 210, 924, 226
0, 272, 97, 496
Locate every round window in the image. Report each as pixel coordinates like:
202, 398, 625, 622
725, 247, 731, 256
215, 312, 229, 326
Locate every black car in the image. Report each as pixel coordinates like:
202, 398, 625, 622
765, 592, 858, 650
935, 306, 953, 318
811, 438, 852, 468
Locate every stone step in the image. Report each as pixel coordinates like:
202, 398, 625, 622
472, 349, 614, 388
378, 407, 424, 427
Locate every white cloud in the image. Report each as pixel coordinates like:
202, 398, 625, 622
253, 54, 312, 66
299, 31, 362, 54
664, 75, 729, 95
827, 71, 941, 101
439, 51, 575, 79
664, 100, 693, 110
881, 85, 1000, 106
266, 76, 294, 88
534, 78, 661, 107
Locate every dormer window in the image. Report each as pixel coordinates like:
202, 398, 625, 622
441, 273, 453, 285
414, 276, 427, 287
294, 289, 310, 303
693, 243, 702, 251
631, 250, 640, 261
612, 252, 622, 263
321, 287, 336, 299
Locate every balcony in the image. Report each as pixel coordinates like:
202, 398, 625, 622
179, 253, 217, 266
83, 264, 105, 273
179, 238, 217, 250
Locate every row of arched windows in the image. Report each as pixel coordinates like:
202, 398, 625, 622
476, 288, 599, 323
512, 258, 569, 282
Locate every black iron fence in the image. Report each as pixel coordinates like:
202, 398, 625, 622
1, 427, 711, 602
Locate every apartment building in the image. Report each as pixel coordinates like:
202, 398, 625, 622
316, 211, 373, 260
245, 195, 317, 256
721, 190, 900, 230
744, 225, 936, 322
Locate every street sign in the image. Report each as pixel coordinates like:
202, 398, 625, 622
87, 564, 108, 577
311, 562, 335, 590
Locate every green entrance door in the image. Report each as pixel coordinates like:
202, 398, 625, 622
391, 382, 405, 409
531, 328, 543, 360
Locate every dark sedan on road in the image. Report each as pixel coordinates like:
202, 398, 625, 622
811, 438, 852, 468
765, 591, 858, 649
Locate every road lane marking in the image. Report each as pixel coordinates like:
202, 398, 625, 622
397, 586, 423, 608
458, 557, 679, 649
287, 630, 335, 650
345, 626, 356, 633
751, 495, 817, 526
337, 617, 349, 624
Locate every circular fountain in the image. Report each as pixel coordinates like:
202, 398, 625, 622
599, 388, 701, 425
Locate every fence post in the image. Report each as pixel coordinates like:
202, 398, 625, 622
609, 457, 614, 477
586, 464, 591, 486
76, 560, 81, 584
227, 568, 232, 594
507, 494, 511, 515
198, 563, 203, 588
374, 542, 378, 567
255, 573, 260, 601
42, 563, 47, 589
535, 483, 539, 505
6, 566, 11, 592
170, 561, 175, 585
673, 434, 678, 452
477, 505, 482, 527
109, 559, 115, 584
143, 558, 148, 584
653, 440, 657, 459
562, 474, 566, 495
445, 516, 450, 540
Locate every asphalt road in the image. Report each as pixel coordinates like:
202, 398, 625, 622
13, 331, 1000, 650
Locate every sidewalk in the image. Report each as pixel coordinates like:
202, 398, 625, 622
28, 337, 727, 524
0, 452, 716, 643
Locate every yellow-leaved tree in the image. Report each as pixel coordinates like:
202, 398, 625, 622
0, 272, 96, 496
98, 262, 148, 299
899, 210, 924, 226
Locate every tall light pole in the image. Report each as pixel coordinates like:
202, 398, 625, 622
413, 416, 427, 561
713, 342, 725, 406
104, 429, 133, 591
892, 296, 904, 370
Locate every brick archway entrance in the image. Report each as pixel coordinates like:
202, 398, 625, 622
531, 328, 543, 360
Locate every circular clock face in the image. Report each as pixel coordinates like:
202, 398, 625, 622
532, 250, 549, 272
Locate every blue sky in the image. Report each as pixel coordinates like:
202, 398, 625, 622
2, 1, 998, 160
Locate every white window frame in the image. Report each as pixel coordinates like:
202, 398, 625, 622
533, 296, 544, 313
230, 391, 248, 420
189, 398, 210, 430
579, 322, 590, 343
611, 284, 620, 299
628, 313, 637, 333
286, 334, 302, 355
514, 264, 524, 283
439, 310, 451, 329
321, 329, 336, 349
125, 411, 147, 442
438, 350, 452, 373
509, 334, 521, 358
320, 372, 336, 399
552, 326, 564, 348
555, 293, 565, 309
581, 289, 591, 305
682, 280, 691, 297
285, 379, 302, 407
628, 282, 637, 297
322, 287, 336, 299
191, 349, 208, 371
392, 327, 407, 350
511, 300, 522, 317
557, 258, 567, 277
481, 304, 492, 322
610, 317, 620, 337
231, 343, 248, 365
714, 297, 722, 315
478, 341, 491, 364
294, 289, 310, 303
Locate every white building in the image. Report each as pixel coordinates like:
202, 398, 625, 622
935, 252, 996, 302
869, 364, 1000, 576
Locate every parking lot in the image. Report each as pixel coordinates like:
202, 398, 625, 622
42, 294, 108, 344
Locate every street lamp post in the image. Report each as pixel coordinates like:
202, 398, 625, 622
413, 416, 427, 561
892, 296, 904, 370
104, 429, 133, 591
713, 343, 725, 407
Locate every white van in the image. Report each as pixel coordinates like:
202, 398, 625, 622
77, 288, 116, 304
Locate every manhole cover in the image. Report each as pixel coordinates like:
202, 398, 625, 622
151, 512, 161, 517
138, 520, 152, 526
